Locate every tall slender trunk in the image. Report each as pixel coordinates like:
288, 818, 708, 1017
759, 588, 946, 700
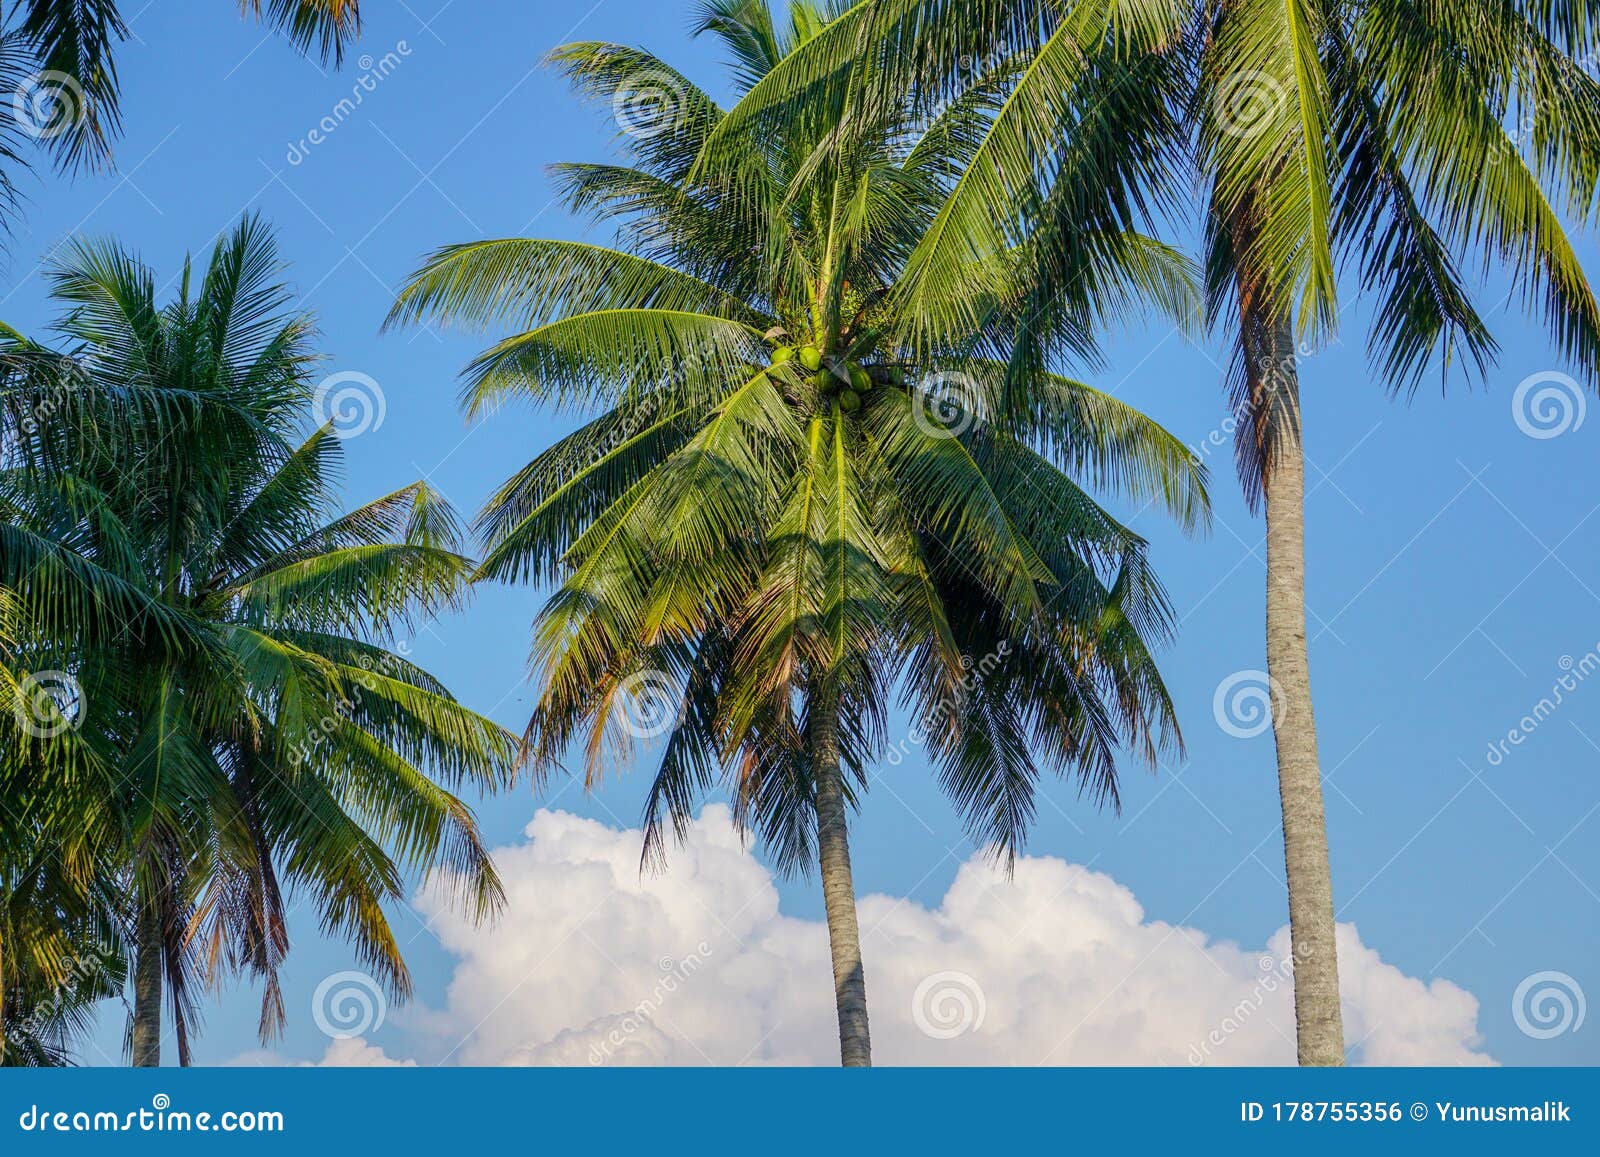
130, 889, 162, 1067
1249, 304, 1345, 1066
812, 689, 871, 1066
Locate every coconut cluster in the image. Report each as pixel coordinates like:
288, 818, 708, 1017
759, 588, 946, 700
771, 343, 906, 414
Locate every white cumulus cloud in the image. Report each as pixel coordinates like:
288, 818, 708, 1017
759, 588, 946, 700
408, 807, 1492, 1066
226, 1037, 415, 1067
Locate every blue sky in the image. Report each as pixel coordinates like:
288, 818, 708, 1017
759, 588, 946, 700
4, 1, 1596, 1066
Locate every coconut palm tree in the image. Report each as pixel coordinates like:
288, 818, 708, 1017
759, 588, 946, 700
0, 215, 515, 1065
389, 0, 1208, 1066
691, 0, 1600, 1065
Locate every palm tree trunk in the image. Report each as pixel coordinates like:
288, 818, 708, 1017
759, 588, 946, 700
130, 890, 162, 1067
1251, 306, 1345, 1067
812, 690, 871, 1067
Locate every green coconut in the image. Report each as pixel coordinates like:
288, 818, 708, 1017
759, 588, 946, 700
798, 345, 823, 371
849, 366, 872, 393
839, 390, 863, 413
808, 369, 833, 391
771, 345, 795, 364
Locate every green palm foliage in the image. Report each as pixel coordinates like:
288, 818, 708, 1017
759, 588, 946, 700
389, 0, 1208, 1065
0, 215, 514, 1066
696, 0, 1600, 1064
2, 583, 125, 1067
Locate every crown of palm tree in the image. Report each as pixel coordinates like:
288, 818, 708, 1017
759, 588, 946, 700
389, 0, 1209, 874
0, 215, 514, 1064
685, 0, 1600, 482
